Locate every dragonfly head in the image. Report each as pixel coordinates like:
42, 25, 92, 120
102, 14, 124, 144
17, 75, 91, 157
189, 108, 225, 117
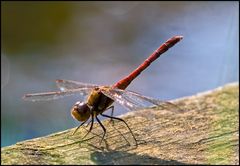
71, 101, 91, 122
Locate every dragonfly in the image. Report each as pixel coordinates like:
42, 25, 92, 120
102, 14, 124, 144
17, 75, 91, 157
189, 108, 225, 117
23, 35, 183, 146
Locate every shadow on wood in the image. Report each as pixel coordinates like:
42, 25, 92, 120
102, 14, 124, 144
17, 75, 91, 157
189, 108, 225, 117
91, 150, 187, 165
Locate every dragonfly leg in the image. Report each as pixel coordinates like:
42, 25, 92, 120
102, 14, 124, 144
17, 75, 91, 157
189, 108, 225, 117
72, 120, 87, 135
100, 113, 138, 146
106, 106, 115, 125
107, 119, 131, 146
85, 119, 92, 128
82, 112, 94, 140
95, 116, 106, 146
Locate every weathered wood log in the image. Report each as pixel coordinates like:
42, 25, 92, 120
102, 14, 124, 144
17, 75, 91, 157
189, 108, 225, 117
1, 82, 239, 165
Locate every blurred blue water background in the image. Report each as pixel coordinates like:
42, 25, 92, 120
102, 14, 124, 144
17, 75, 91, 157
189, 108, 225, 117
1, 2, 238, 147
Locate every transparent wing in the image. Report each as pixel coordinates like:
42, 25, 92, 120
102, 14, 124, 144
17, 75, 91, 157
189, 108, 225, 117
56, 79, 99, 91
22, 87, 93, 102
101, 87, 184, 113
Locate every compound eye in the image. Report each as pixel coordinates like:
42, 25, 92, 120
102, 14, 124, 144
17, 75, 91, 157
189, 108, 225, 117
75, 102, 90, 114
71, 102, 90, 122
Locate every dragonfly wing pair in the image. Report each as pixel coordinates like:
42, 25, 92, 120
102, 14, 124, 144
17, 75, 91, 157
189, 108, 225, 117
22, 80, 96, 102
101, 88, 183, 113
56, 79, 98, 91
23, 79, 182, 113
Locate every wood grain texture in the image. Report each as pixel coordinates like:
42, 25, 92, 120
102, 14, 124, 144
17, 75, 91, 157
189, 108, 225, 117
1, 82, 239, 165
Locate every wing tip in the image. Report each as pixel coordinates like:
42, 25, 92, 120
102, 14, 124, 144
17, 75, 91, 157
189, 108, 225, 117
22, 94, 30, 100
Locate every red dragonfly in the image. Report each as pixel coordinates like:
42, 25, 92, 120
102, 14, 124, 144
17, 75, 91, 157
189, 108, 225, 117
23, 35, 183, 146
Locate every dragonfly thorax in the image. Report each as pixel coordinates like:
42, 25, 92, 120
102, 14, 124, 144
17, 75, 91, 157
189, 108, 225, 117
71, 101, 91, 122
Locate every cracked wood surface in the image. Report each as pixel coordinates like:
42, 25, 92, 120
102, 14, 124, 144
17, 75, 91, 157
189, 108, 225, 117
1, 82, 239, 165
